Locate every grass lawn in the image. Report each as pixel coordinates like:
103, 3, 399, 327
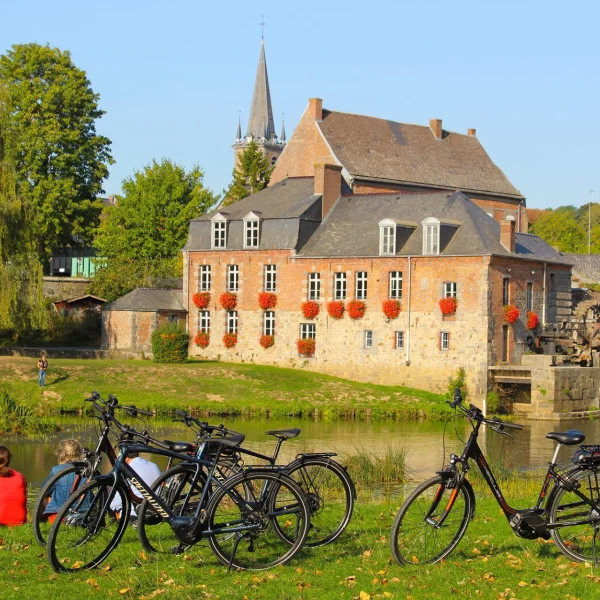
1, 497, 597, 600
0, 357, 450, 420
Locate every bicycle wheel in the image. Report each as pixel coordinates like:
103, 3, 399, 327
279, 457, 354, 547
549, 467, 600, 562
206, 470, 310, 570
47, 478, 130, 573
137, 464, 207, 554
390, 474, 471, 565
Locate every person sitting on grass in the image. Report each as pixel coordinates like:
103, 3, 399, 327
41, 439, 85, 523
0, 446, 27, 526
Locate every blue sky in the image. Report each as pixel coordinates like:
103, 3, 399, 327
1, 0, 598, 209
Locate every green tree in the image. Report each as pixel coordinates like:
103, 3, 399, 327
223, 141, 273, 206
529, 206, 586, 253
0, 43, 113, 259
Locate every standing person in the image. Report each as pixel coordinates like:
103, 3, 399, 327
0, 446, 27, 526
37, 352, 48, 387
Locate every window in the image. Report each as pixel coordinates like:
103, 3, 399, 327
263, 311, 275, 336
244, 215, 260, 248
264, 264, 277, 292
364, 330, 373, 349
200, 265, 211, 292
355, 272, 368, 300
199, 311, 210, 333
502, 325, 509, 362
227, 264, 239, 292
440, 332, 450, 351
300, 323, 316, 339
444, 282, 457, 298
379, 219, 396, 255
308, 273, 321, 300
334, 272, 347, 300
550, 273, 556, 292
503, 278, 510, 305
389, 271, 403, 299
395, 331, 404, 349
167, 314, 179, 324
226, 311, 238, 334
422, 217, 440, 255
526, 282, 533, 312
211, 215, 227, 249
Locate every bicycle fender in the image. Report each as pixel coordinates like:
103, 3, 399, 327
286, 457, 357, 501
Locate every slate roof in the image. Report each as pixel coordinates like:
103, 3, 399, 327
561, 254, 600, 283
104, 288, 186, 312
299, 191, 568, 264
246, 40, 276, 142
317, 110, 524, 200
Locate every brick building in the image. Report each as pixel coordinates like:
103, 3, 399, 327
182, 167, 571, 400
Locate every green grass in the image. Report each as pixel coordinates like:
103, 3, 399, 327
1, 497, 598, 600
0, 357, 450, 421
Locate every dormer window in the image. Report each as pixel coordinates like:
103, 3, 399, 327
422, 217, 440, 255
243, 212, 261, 249
211, 213, 227, 249
379, 219, 396, 256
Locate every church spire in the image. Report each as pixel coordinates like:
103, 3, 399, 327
246, 39, 276, 143
235, 113, 242, 143
280, 114, 286, 143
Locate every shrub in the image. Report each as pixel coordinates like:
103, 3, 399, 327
382, 299, 401, 320
527, 311, 539, 330
486, 391, 501, 414
192, 292, 210, 309
297, 338, 316, 357
194, 331, 210, 348
260, 334, 275, 349
347, 300, 366, 320
301, 301, 320, 319
327, 301, 345, 319
439, 297, 458, 316
504, 305, 520, 324
220, 292, 237, 311
151, 323, 189, 363
445, 367, 468, 403
258, 292, 277, 310
223, 332, 238, 348
0, 392, 56, 436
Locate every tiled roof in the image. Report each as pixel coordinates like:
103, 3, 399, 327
104, 288, 185, 312
318, 110, 524, 199
561, 254, 600, 284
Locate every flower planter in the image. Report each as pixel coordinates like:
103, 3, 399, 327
260, 334, 275, 349
258, 292, 277, 310
301, 301, 320, 319
192, 292, 211, 309
527, 311, 539, 330
297, 338, 315, 357
220, 292, 237, 311
439, 297, 458, 316
223, 333, 238, 348
382, 299, 401, 320
327, 301, 345, 320
504, 305, 520, 324
194, 331, 210, 348
347, 300, 366, 320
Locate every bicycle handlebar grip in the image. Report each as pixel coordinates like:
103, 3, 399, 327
501, 422, 523, 430
133, 406, 154, 417
174, 409, 188, 418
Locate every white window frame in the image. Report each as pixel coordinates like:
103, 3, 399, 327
444, 282, 457, 298
422, 217, 440, 255
199, 265, 211, 292
379, 219, 396, 256
395, 331, 404, 349
264, 264, 277, 292
308, 272, 321, 300
441, 331, 450, 351
355, 271, 368, 300
211, 213, 227, 249
300, 323, 316, 340
263, 311, 275, 336
226, 311, 238, 334
389, 271, 403, 299
199, 310, 210, 333
243, 212, 261, 249
334, 272, 347, 300
227, 264, 239, 292
364, 330, 373, 349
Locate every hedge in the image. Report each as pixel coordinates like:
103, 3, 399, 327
151, 323, 190, 363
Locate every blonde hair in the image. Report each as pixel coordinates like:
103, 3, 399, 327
0, 446, 12, 477
56, 439, 83, 464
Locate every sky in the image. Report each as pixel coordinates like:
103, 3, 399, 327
1, 0, 599, 210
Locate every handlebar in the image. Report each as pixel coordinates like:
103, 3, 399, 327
448, 388, 523, 432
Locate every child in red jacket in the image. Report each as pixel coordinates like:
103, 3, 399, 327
0, 446, 27, 526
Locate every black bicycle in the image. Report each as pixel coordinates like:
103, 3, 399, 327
46, 407, 311, 572
390, 389, 600, 565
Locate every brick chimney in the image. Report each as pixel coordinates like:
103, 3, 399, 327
500, 219, 516, 253
467, 128, 477, 136
314, 163, 342, 220
429, 118, 443, 140
308, 98, 323, 121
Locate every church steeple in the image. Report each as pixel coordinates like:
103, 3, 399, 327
246, 39, 276, 143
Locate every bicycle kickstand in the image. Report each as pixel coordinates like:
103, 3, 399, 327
227, 533, 243, 572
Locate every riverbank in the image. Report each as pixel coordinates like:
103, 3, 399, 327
0, 497, 596, 600
0, 357, 451, 420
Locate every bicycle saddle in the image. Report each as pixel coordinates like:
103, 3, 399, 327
163, 440, 195, 453
203, 433, 245, 447
546, 430, 585, 445
265, 428, 301, 440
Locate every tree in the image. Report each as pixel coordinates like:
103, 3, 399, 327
223, 141, 273, 206
529, 206, 586, 253
0, 43, 113, 259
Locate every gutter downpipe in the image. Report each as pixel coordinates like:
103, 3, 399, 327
406, 256, 412, 366
542, 262, 547, 326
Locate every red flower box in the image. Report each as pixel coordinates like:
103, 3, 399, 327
347, 300, 366, 320
504, 305, 520, 324
297, 338, 316, 357
382, 299, 401, 320
327, 301, 345, 319
527, 311, 539, 330
223, 332, 238, 348
260, 334, 274, 349
258, 292, 277, 310
301, 301, 320, 319
439, 297, 458, 316
220, 292, 237, 311
192, 292, 211, 309
194, 331, 210, 348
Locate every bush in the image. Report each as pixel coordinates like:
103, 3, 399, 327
151, 323, 189, 363
445, 367, 468, 403
0, 391, 56, 436
486, 391, 501, 414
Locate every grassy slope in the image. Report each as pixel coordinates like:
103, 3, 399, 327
0, 498, 597, 600
0, 357, 450, 420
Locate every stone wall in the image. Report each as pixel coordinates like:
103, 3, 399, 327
43, 277, 90, 300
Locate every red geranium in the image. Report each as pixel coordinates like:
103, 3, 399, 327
260, 334, 275, 349
347, 300, 366, 320
192, 292, 211, 309
439, 297, 458, 316
194, 331, 210, 348
527, 311, 539, 330
301, 301, 320, 319
297, 338, 316, 357
223, 333, 238, 348
504, 305, 520, 324
258, 292, 277, 310
382, 299, 401, 320
327, 301, 345, 319
220, 292, 237, 311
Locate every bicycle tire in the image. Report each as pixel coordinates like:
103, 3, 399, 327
47, 478, 130, 573
206, 470, 310, 570
549, 467, 600, 562
278, 457, 354, 547
390, 474, 471, 565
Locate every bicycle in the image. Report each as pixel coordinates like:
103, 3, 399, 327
390, 388, 600, 565
46, 406, 311, 572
